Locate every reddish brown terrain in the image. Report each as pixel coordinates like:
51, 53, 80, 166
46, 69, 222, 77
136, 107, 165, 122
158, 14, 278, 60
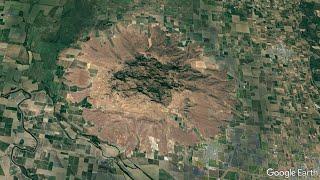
59, 21, 234, 155
64, 68, 91, 89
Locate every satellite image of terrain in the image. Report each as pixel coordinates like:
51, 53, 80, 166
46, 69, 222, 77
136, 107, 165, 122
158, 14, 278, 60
0, 0, 319, 179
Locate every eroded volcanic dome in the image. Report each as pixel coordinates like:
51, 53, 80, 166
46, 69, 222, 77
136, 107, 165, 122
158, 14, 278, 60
61, 22, 234, 155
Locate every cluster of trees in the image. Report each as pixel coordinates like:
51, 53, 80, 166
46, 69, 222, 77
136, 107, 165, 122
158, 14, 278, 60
24, 0, 95, 103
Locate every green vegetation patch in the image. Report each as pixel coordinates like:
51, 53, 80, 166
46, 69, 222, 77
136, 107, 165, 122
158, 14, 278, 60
0, 165, 4, 176
159, 169, 174, 180
299, 1, 320, 86
0, 140, 10, 152
224, 171, 239, 180
299, 1, 320, 47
